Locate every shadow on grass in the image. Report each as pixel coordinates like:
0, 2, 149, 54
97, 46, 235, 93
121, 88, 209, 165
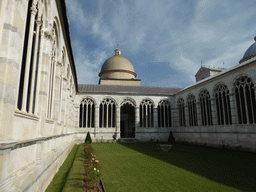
119, 142, 256, 191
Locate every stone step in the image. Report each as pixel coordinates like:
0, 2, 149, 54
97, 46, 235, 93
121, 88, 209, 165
117, 138, 141, 143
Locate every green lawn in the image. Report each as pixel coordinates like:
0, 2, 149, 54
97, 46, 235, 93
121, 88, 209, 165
93, 142, 256, 192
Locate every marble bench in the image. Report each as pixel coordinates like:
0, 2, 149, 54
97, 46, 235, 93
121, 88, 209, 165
157, 144, 172, 151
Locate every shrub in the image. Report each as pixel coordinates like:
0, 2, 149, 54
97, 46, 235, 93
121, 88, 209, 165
85, 131, 92, 144
168, 131, 175, 144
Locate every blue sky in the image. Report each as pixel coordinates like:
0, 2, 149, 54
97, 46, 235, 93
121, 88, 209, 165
66, 0, 256, 88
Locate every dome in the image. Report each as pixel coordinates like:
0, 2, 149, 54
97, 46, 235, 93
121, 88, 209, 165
240, 37, 256, 63
99, 48, 137, 79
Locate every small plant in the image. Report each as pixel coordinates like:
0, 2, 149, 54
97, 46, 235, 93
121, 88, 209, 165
84, 143, 101, 190
85, 131, 92, 144
168, 131, 175, 144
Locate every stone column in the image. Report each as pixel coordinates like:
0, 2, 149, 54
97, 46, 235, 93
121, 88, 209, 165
135, 107, 140, 128
229, 92, 238, 125
29, 16, 42, 113
210, 98, 217, 126
74, 105, 79, 127
116, 106, 121, 139
92, 105, 98, 139
34, 29, 46, 116
154, 107, 158, 128
185, 104, 189, 127
196, 102, 202, 126
171, 107, 178, 127
21, 3, 37, 112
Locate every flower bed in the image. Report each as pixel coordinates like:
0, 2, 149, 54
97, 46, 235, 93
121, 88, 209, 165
83, 142, 104, 191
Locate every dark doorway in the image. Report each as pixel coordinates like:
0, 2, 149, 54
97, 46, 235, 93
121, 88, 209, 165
121, 103, 135, 138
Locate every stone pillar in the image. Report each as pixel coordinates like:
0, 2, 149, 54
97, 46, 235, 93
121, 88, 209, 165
211, 98, 217, 125
116, 106, 121, 139
34, 29, 46, 116
74, 105, 79, 127
95, 106, 99, 128
185, 104, 189, 127
154, 107, 158, 128
229, 92, 237, 124
172, 107, 178, 127
196, 102, 202, 126
135, 107, 140, 128
28, 16, 42, 113
21, 3, 37, 112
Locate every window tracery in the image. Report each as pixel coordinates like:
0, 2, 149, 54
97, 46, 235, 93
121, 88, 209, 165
99, 98, 116, 128
214, 84, 232, 125
79, 98, 95, 128
235, 76, 256, 124
199, 90, 213, 126
47, 26, 57, 119
140, 99, 154, 127
158, 100, 171, 127
187, 94, 198, 126
17, 1, 42, 114
177, 98, 186, 127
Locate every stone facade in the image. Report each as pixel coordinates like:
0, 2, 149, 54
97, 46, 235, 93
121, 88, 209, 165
195, 66, 225, 82
0, 0, 256, 191
0, 1, 78, 191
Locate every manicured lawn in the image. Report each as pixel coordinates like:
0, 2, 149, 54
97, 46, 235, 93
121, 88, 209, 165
93, 142, 256, 192
46, 144, 85, 192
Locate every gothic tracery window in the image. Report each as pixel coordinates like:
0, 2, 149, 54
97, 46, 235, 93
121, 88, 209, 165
79, 98, 95, 128
177, 98, 186, 127
214, 84, 232, 125
158, 100, 171, 127
99, 98, 116, 128
235, 76, 256, 124
47, 27, 57, 119
17, 1, 42, 114
187, 94, 198, 126
199, 90, 213, 126
140, 99, 154, 127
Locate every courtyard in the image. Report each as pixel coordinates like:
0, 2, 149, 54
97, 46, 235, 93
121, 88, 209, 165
47, 142, 256, 191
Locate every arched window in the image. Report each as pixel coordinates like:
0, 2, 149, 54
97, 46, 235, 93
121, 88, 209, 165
187, 94, 198, 126
214, 84, 232, 125
79, 98, 95, 128
199, 90, 213, 126
177, 98, 186, 127
99, 98, 116, 128
17, 1, 42, 114
158, 100, 171, 127
235, 76, 256, 124
47, 27, 57, 119
140, 99, 154, 127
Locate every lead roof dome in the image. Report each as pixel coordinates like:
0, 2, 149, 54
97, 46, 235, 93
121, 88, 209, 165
240, 37, 256, 63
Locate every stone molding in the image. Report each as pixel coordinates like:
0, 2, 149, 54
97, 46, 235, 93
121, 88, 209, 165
0, 134, 73, 151
14, 110, 40, 121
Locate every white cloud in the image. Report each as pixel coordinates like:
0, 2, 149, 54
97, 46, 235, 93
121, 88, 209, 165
66, 0, 256, 87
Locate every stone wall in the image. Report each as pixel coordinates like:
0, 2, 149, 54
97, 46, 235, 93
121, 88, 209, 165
0, 0, 78, 191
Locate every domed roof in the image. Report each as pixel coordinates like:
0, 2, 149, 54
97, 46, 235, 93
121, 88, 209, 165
240, 37, 256, 63
99, 48, 136, 77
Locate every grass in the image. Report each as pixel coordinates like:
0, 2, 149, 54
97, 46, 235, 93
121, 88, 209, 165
93, 142, 256, 192
46, 143, 102, 192
46, 144, 79, 192
62, 144, 85, 192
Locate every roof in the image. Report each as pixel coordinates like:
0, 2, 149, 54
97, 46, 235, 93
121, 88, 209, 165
176, 54, 256, 95
240, 37, 256, 63
195, 66, 225, 76
78, 84, 183, 95
99, 48, 136, 78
